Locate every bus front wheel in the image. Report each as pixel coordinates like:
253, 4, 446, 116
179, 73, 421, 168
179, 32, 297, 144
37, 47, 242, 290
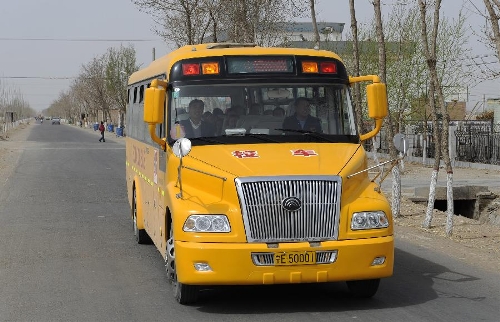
132, 187, 149, 244
346, 278, 380, 298
166, 226, 199, 305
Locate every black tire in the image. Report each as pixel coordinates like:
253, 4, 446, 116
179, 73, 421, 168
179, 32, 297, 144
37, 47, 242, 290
132, 187, 150, 244
166, 225, 199, 305
346, 279, 380, 298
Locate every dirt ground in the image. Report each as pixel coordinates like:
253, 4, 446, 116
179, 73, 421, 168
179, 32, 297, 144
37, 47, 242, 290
376, 161, 500, 273
1, 123, 499, 273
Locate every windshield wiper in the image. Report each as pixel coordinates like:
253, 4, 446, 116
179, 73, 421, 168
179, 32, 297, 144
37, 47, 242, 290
245, 134, 279, 142
273, 128, 334, 142
188, 137, 225, 144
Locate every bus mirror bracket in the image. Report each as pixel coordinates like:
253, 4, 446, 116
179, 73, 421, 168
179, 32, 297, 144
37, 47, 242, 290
145, 79, 168, 151
347, 133, 408, 181
172, 138, 192, 199
349, 75, 388, 142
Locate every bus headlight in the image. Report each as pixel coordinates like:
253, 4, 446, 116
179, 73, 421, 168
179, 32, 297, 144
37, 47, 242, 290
351, 211, 389, 230
183, 215, 231, 232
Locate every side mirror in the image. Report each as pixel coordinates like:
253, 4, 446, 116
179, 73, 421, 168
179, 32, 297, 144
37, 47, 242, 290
172, 138, 192, 158
366, 83, 388, 119
144, 86, 165, 123
393, 133, 408, 155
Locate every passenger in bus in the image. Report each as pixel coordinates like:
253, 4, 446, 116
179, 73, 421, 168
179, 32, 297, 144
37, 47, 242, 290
228, 105, 244, 116
212, 108, 224, 117
282, 97, 322, 133
249, 103, 261, 115
212, 108, 224, 134
272, 107, 285, 117
180, 99, 216, 138
202, 111, 214, 124
222, 108, 240, 130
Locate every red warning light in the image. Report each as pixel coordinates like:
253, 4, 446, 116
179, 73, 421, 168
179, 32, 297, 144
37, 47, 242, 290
320, 62, 337, 74
182, 63, 200, 76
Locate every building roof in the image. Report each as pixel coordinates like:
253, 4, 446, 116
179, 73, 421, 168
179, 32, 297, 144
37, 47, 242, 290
285, 40, 414, 53
204, 22, 344, 43
284, 22, 345, 34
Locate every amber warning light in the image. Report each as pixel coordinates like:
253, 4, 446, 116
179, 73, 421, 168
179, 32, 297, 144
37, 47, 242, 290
182, 62, 220, 76
302, 61, 337, 74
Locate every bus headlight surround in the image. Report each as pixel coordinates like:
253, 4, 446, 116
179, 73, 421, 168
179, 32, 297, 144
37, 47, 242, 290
183, 215, 231, 232
351, 211, 389, 230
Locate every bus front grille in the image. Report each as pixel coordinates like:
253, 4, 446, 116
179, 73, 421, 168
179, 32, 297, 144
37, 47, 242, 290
235, 176, 341, 243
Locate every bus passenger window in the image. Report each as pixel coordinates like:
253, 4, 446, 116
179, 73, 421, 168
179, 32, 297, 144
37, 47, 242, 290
139, 85, 144, 103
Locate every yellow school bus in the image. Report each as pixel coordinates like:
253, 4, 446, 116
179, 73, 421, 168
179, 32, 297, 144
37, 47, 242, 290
126, 43, 392, 304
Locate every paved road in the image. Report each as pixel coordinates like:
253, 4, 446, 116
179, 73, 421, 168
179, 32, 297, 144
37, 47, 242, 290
0, 122, 499, 322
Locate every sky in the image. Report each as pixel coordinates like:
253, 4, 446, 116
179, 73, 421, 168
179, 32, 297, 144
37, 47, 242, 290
0, 0, 497, 113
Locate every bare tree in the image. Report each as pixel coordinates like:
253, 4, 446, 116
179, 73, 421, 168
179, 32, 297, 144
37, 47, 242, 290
483, 0, 500, 59
349, 0, 363, 136
419, 0, 455, 236
133, 0, 307, 47
372, 0, 402, 218
105, 45, 140, 128
309, 0, 320, 49
81, 55, 113, 123
0, 81, 34, 127
133, 0, 211, 47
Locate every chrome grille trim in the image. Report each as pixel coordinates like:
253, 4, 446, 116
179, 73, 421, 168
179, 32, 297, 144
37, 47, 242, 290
251, 253, 275, 266
236, 176, 341, 243
251, 251, 338, 266
316, 250, 338, 264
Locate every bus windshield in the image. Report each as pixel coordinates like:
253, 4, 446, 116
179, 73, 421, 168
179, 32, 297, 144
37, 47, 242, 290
168, 82, 357, 144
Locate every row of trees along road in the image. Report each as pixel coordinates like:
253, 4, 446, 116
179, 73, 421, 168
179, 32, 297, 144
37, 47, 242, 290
46, 0, 500, 237
0, 79, 35, 129
45, 45, 140, 128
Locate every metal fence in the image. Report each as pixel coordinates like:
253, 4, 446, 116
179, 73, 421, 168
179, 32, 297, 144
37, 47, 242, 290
366, 120, 500, 165
455, 122, 500, 165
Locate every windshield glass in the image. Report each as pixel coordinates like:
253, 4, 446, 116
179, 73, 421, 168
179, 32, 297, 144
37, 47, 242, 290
168, 83, 357, 144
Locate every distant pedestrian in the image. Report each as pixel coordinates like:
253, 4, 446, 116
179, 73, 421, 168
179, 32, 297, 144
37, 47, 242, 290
98, 121, 106, 142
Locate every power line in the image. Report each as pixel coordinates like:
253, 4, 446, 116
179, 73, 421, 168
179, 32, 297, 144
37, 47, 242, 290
0, 76, 75, 80
0, 37, 162, 42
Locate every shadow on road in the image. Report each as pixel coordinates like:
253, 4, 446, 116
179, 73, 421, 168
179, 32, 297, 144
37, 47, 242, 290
192, 246, 480, 314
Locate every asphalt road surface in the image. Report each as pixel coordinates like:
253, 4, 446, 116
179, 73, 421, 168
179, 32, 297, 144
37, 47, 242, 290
0, 121, 499, 322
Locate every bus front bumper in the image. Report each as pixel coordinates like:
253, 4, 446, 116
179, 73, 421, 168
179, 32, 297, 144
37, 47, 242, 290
175, 236, 394, 285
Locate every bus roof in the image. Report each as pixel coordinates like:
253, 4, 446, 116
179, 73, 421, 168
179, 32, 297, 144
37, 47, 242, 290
128, 43, 344, 85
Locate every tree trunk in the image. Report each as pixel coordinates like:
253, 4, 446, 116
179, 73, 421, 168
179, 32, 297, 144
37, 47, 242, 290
391, 165, 401, 218
349, 0, 365, 142
428, 0, 454, 236
423, 168, 438, 228
483, 0, 500, 60
418, 0, 452, 233
310, 0, 320, 49
445, 172, 454, 235
373, 0, 400, 217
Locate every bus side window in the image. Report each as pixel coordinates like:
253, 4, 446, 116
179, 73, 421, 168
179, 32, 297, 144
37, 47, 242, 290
139, 85, 144, 103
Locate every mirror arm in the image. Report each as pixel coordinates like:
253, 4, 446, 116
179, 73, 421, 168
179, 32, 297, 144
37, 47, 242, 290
359, 118, 383, 141
349, 75, 381, 84
176, 156, 184, 199
151, 79, 168, 89
148, 124, 166, 151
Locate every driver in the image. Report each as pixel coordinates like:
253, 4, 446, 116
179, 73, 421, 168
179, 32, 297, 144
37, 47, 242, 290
282, 97, 322, 133
179, 99, 216, 138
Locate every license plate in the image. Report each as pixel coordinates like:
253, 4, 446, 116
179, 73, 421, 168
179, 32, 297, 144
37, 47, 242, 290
274, 251, 316, 266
